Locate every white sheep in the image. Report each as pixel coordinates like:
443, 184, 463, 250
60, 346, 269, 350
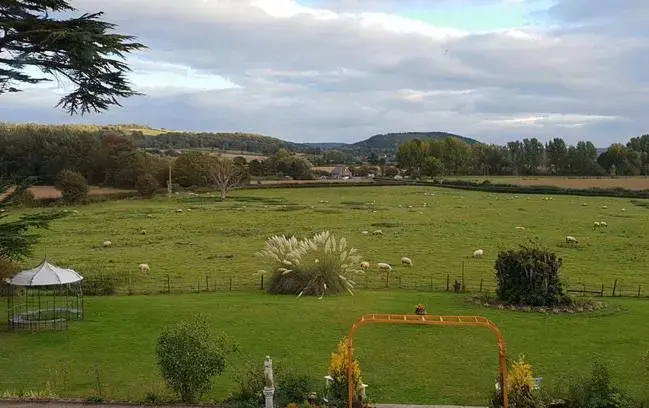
372, 229, 383, 235
360, 261, 370, 270
515, 226, 526, 231
593, 221, 601, 229
176, 208, 183, 213
102, 240, 112, 248
472, 249, 484, 258
565, 236, 578, 244
377, 262, 392, 272
601, 205, 608, 209
600, 221, 608, 227
139, 263, 150, 273
140, 229, 147, 235
621, 208, 626, 212
401, 257, 413, 266
361, 231, 369, 235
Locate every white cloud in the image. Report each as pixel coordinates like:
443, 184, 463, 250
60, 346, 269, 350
1, 0, 648, 145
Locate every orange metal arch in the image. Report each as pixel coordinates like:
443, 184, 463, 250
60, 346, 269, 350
346, 314, 509, 408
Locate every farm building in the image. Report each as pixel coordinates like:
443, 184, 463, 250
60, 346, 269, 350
330, 166, 352, 179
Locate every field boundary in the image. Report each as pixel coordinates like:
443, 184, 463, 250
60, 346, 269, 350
426, 179, 649, 199
3, 274, 644, 299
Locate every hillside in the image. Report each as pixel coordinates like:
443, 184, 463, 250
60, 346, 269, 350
1, 123, 478, 158
349, 131, 479, 150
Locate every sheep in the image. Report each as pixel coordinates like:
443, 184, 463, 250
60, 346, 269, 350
102, 240, 112, 248
377, 262, 392, 272
515, 226, 526, 231
401, 257, 413, 266
360, 261, 370, 270
565, 236, 578, 244
139, 263, 150, 273
593, 221, 601, 229
621, 208, 626, 212
372, 229, 383, 235
146, 214, 153, 218
176, 208, 183, 213
361, 230, 369, 235
600, 221, 608, 227
140, 229, 147, 235
472, 249, 484, 258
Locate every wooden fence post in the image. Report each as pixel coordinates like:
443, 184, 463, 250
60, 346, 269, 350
638, 285, 641, 297
167, 275, 171, 294
260, 274, 264, 290
600, 283, 604, 297
446, 274, 450, 291
480, 279, 483, 292
206, 275, 209, 292
430, 277, 433, 291
229, 278, 233, 291
612, 279, 618, 296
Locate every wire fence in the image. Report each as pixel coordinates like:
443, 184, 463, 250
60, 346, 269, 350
2, 273, 643, 299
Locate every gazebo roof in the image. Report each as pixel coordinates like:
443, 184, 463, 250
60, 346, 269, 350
5, 258, 84, 286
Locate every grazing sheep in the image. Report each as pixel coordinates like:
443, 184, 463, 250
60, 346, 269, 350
102, 240, 112, 248
601, 205, 608, 209
176, 208, 183, 213
600, 221, 608, 227
565, 236, 578, 244
186, 208, 192, 212
360, 261, 370, 270
581, 203, 588, 206
401, 257, 413, 266
140, 229, 147, 235
372, 229, 383, 235
472, 249, 484, 258
377, 262, 392, 272
621, 208, 626, 212
515, 226, 526, 231
593, 221, 601, 229
361, 230, 369, 235
146, 214, 153, 218
139, 263, 150, 273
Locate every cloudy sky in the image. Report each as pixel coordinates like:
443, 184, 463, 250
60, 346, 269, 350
1, 0, 648, 145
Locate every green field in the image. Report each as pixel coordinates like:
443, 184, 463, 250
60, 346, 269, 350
14, 185, 649, 293
1, 292, 648, 405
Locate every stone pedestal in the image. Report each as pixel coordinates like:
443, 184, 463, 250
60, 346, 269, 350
263, 386, 275, 408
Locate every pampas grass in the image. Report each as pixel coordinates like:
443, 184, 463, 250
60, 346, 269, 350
256, 231, 363, 297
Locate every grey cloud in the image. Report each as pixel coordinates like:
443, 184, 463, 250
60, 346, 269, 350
3, 0, 648, 145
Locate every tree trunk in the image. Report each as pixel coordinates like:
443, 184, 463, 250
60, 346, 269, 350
220, 187, 228, 200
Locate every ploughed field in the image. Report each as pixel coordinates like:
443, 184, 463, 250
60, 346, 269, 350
14, 185, 649, 294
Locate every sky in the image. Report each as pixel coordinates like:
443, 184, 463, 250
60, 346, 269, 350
1, 0, 648, 146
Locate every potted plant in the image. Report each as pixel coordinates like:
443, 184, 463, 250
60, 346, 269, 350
415, 304, 427, 315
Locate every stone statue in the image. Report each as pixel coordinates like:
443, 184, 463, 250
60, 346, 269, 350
264, 355, 274, 387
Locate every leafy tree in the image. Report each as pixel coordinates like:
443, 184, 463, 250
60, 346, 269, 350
172, 151, 214, 187
135, 173, 159, 198
440, 137, 472, 175
546, 138, 568, 175
598, 144, 642, 176
55, 169, 88, 203
521, 138, 544, 175
207, 157, 249, 199
0, 181, 65, 260
396, 139, 428, 177
494, 244, 570, 307
422, 156, 446, 177
1, 0, 146, 114
156, 315, 237, 403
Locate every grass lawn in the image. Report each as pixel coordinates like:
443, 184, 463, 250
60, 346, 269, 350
1, 291, 648, 405
10, 186, 649, 293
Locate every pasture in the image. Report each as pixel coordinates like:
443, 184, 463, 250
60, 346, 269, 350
1, 292, 648, 405
14, 185, 649, 293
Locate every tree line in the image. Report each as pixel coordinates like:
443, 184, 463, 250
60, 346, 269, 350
396, 135, 649, 177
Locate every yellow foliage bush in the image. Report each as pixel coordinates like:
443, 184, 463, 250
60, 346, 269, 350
328, 337, 363, 396
508, 354, 534, 393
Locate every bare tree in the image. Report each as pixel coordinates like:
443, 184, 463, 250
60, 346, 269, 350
207, 157, 248, 199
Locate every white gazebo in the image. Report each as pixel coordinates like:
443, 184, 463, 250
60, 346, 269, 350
6, 258, 84, 330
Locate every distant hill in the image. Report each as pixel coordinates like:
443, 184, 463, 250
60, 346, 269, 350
3, 123, 478, 158
349, 131, 479, 151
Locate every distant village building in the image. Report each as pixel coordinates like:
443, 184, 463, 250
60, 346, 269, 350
330, 166, 352, 179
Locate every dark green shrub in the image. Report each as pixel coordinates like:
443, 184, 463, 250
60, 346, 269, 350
275, 372, 312, 407
227, 360, 266, 408
495, 244, 570, 307
135, 173, 159, 198
566, 360, 632, 408
156, 314, 238, 403
56, 170, 88, 204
